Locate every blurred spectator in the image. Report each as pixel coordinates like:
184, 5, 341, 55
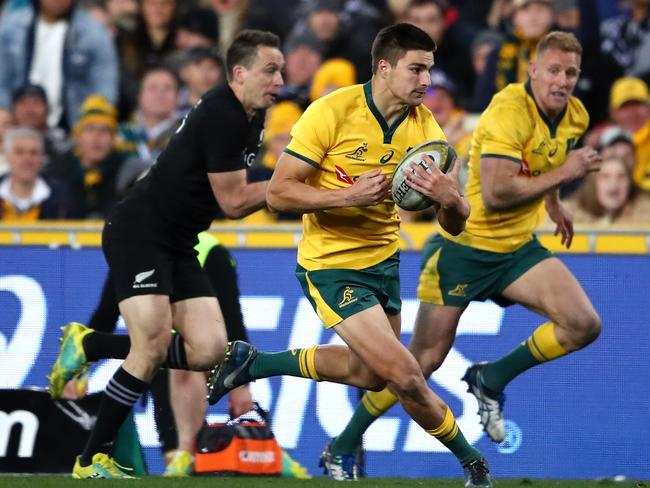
47, 96, 148, 219
404, 0, 477, 107
207, 0, 248, 53
176, 48, 224, 116
106, 0, 139, 31
563, 0, 624, 127
0, 0, 118, 129
471, 30, 505, 78
599, 125, 636, 173
284, 0, 374, 82
248, 100, 302, 221
11, 84, 71, 166
309, 58, 356, 101
116, 0, 178, 117
423, 70, 472, 166
562, 157, 650, 225
176, 7, 219, 51
609, 77, 650, 190
486, 0, 516, 31
601, 0, 650, 84
472, 0, 554, 112
243, 0, 302, 44
118, 67, 181, 161
0, 108, 10, 175
0, 127, 70, 221
84, 0, 118, 38
453, 0, 498, 30
279, 40, 323, 107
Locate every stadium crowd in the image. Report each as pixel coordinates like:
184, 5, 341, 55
0, 0, 649, 226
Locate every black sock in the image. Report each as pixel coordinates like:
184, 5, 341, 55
83, 332, 130, 362
79, 367, 148, 466
162, 334, 188, 370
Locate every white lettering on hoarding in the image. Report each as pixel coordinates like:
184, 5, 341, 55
0, 410, 39, 457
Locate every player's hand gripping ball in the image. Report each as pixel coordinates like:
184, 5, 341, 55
391, 140, 457, 210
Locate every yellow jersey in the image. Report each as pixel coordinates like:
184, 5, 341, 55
441, 81, 589, 253
285, 82, 445, 270
632, 119, 650, 190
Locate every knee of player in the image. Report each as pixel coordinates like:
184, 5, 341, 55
567, 309, 602, 347
387, 362, 426, 398
413, 348, 445, 377
137, 333, 172, 364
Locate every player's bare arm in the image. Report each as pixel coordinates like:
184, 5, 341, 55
544, 189, 574, 248
208, 169, 269, 219
406, 156, 469, 236
480, 146, 600, 212
267, 151, 391, 212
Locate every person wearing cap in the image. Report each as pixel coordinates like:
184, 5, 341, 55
309, 58, 356, 102
46, 95, 148, 219
609, 77, 650, 190
0, 126, 71, 221
599, 125, 637, 174
472, 0, 554, 112
176, 48, 224, 117
11, 83, 72, 165
0, 0, 118, 129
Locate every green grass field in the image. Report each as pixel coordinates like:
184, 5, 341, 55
0, 476, 646, 488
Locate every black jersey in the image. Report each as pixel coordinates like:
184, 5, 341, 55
111, 83, 265, 249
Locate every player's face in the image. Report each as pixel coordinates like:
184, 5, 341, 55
243, 46, 285, 111
529, 47, 580, 118
385, 50, 434, 107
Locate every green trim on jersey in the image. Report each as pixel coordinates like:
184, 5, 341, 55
524, 79, 568, 138
480, 153, 522, 164
284, 148, 320, 168
363, 82, 411, 144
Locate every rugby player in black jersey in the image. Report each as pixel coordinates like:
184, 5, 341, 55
67, 29, 284, 479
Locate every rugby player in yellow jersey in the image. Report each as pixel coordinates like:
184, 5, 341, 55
327, 30, 602, 458
206, 23, 493, 487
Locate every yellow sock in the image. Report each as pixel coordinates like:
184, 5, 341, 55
361, 388, 398, 416
426, 407, 481, 465
527, 322, 568, 362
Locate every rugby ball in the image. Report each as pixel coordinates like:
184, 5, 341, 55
391, 140, 456, 211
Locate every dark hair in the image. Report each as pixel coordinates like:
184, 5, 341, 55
371, 23, 437, 74
226, 30, 281, 81
139, 65, 180, 93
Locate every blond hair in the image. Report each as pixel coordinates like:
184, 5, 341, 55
537, 31, 582, 58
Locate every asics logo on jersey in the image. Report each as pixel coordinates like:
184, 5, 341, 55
448, 283, 468, 297
338, 287, 358, 308
532, 141, 546, 155
345, 143, 368, 161
380, 150, 394, 164
335, 165, 354, 185
133, 269, 158, 289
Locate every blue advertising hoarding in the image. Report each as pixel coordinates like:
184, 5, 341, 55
0, 246, 649, 480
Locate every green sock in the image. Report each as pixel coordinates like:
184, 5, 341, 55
249, 346, 319, 380
480, 342, 540, 393
427, 407, 481, 467
331, 388, 399, 455
445, 429, 482, 466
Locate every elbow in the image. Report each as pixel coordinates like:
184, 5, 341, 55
482, 193, 501, 213
220, 198, 247, 219
266, 184, 289, 212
